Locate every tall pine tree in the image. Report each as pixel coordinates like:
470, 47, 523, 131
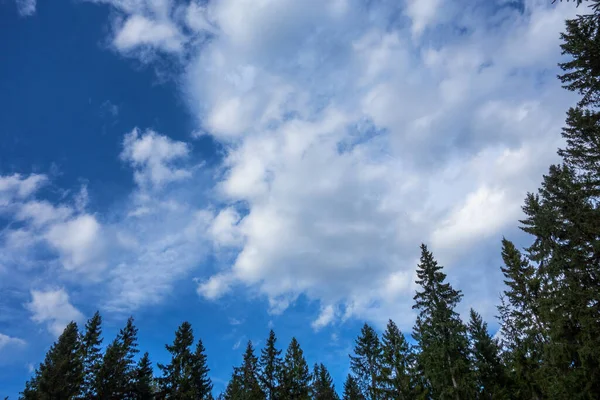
467, 309, 507, 400
79, 311, 103, 399
95, 317, 139, 399
21, 322, 83, 399
258, 330, 282, 400
380, 319, 415, 399
412, 244, 473, 400
132, 352, 154, 400
342, 375, 365, 400
349, 324, 382, 400
281, 337, 311, 400
311, 363, 339, 400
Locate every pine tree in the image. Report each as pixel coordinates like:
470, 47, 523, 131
342, 375, 365, 400
349, 324, 382, 400
311, 363, 339, 400
281, 337, 311, 400
258, 330, 282, 400
467, 310, 507, 400
95, 317, 139, 399
412, 244, 473, 400
158, 321, 206, 398
21, 322, 83, 399
237, 341, 265, 399
380, 319, 415, 399
221, 370, 243, 400
496, 239, 544, 399
79, 311, 103, 399
132, 352, 154, 399
191, 339, 213, 398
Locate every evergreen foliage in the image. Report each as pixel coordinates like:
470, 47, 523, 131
349, 324, 383, 400
258, 330, 282, 400
281, 337, 310, 400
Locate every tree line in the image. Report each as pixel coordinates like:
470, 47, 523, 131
12, 2, 600, 399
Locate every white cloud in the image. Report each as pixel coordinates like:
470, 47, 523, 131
0, 333, 26, 351
45, 214, 104, 272
312, 305, 336, 331
121, 128, 192, 189
26, 289, 84, 337
114, 15, 184, 53
4, 0, 586, 332
14, 0, 35, 16
0, 173, 47, 206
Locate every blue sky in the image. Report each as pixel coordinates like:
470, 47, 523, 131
0, 0, 585, 397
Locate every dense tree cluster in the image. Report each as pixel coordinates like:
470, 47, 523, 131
13, 2, 600, 399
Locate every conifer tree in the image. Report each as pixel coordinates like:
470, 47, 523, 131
467, 310, 507, 400
191, 339, 213, 398
258, 330, 282, 400
342, 375, 365, 400
281, 337, 311, 400
95, 317, 139, 399
412, 244, 473, 400
311, 363, 339, 400
496, 239, 544, 400
132, 352, 154, 399
158, 321, 213, 399
349, 324, 382, 400
21, 322, 83, 399
236, 341, 265, 399
79, 311, 103, 399
380, 319, 414, 399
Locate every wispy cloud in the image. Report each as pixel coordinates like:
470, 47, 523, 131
0, 333, 26, 351
14, 0, 36, 17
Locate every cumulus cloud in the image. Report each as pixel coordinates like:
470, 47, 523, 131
120, 128, 192, 189
5, 0, 588, 332
0, 333, 26, 351
26, 289, 84, 337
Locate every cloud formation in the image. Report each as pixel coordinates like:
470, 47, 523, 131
3, 0, 587, 333
0, 333, 26, 351
26, 289, 84, 337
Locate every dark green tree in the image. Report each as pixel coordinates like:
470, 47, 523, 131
20, 322, 83, 400
158, 321, 212, 399
496, 239, 545, 400
191, 339, 213, 398
467, 310, 507, 400
349, 324, 382, 400
281, 337, 311, 400
311, 363, 339, 400
79, 311, 103, 399
380, 319, 415, 399
342, 375, 365, 400
132, 352, 154, 399
258, 330, 282, 400
95, 317, 139, 399
412, 244, 473, 400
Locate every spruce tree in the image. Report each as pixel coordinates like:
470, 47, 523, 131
21, 322, 83, 399
132, 352, 154, 399
467, 310, 507, 400
237, 341, 265, 399
496, 239, 544, 400
311, 363, 339, 400
95, 317, 139, 399
191, 339, 213, 398
380, 319, 415, 399
349, 324, 382, 400
158, 321, 194, 396
281, 337, 311, 400
342, 375, 365, 400
412, 244, 473, 400
79, 311, 103, 399
258, 330, 282, 400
